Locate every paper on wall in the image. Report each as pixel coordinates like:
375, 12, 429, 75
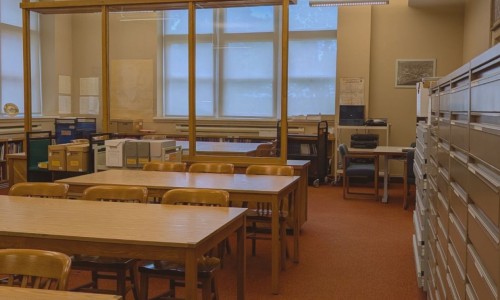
58, 75, 71, 94
80, 96, 99, 115
80, 77, 99, 96
58, 95, 71, 114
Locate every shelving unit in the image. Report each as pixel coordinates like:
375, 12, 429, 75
333, 124, 390, 183
55, 118, 97, 144
0, 137, 24, 188
278, 121, 328, 187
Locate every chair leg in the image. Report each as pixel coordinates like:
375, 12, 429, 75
129, 265, 139, 300
169, 279, 176, 298
201, 278, 212, 300
140, 271, 149, 300
116, 270, 127, 300
212, 276, 220, 300
280, 221, 287, 271
251, 222, 257, 256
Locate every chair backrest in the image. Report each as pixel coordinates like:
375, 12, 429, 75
143, 161, 187, 172
245, 165, 294, 176
8, 182, 70, 198
82, 185, 148, 203
162, 188, 229, 207
188, 162, 234, 174
0, 248, 72, 290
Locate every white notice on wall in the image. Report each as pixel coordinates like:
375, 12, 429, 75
58, 95, 71, 114
58, 75, 71, 94
80, 77, 99, 96
80, 96, 99, 115
339, 78, 365, 105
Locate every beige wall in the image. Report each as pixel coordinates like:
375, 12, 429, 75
463, 0, 491, 61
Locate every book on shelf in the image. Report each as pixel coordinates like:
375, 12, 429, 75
300, 144, 311, 155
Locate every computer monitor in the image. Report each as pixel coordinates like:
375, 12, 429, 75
339, 105, 365, 126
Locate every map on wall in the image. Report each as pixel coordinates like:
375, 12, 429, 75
395, 59, 436, 88
110, 59, 154, 120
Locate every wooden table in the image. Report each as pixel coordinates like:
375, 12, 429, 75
0, 286, 122, 300
176, 141, 263, 156
56, 169, 300, 294
350, 146, 410, 203
0, 195, 247, 300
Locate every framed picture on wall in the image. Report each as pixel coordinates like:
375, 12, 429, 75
491, 0, 500, 44
395, 59, 436, 88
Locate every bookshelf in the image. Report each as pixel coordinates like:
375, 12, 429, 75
278, 121, 328, 187
0, 137, 24, 187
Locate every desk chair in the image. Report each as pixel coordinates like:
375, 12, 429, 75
139, 188, 229, 300
245, 165, 294, 270
0, 248, 71, 290
188, 162, 234, 174
403, 148, 416, 209
8, 182, 69, 198
338, 144, 379, 200
71, 185, 148, 300
143, 161, 187, 172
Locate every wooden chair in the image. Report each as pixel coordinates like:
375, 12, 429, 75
142, 161, 186, 172
0, 248, 71, 291
71, 185, 148, 300
139, 188, 229, 300
8, 182, 69, 198
338, 144, 379, 200
245, 165, 294, 270
188, 162, 234, 174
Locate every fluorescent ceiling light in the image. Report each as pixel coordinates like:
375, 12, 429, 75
309, 0, 389, 7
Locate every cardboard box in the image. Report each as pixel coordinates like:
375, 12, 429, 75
149, 140, 176, 162
109, 119, 143, 133
123, 140, 151, 168
105, 139, 134, 167
66, 144, 89, 172
48, 143, 71, 171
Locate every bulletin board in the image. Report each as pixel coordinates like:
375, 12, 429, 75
110, 59, 154, 119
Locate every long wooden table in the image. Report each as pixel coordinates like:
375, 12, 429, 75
0, 286, 122, 300
176, 141, 263, 156
0, 195, 246, 300
56, 169, 300, 295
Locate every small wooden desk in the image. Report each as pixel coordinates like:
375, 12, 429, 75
56, 169, 300, 295
350, 146, 409, 203
0, 286, 122, 300
0, 196, 247, 300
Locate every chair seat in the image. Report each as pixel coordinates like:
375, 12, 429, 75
72, 256, 137, 268
139, 257, 220, 278
345, 164, 376, 177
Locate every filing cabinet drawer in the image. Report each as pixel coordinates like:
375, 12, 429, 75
431, 92, 440, 113
468, 162, 500, 227
416, 124, 430, 144
468, 204, 500, 288
439, 118, 451, 142
437, 216, 449, 258
428, 157, 438, 179
436, 192, 449, 230
465, 283, 477, 300
470, 124, 500, 171
435, 262, 448, 300
450, 121, 469, 152
448, 243, 466, 300
448, 213, 467, 270
449, 181, 468, 230
449, 150, 469, 194
440, 92, 450, 112
450, 85, 469, 112
466, 244, 498, 300
416, 138, 429, 159
437, 168, 450, 197
437, 143, 450, 172
470, 72, 500, 112
447, 270, 464, 300
428, 201, 438, 236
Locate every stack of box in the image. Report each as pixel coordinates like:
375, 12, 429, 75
48, 140, 89, 172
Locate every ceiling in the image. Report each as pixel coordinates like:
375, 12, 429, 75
408, 0, 465, 8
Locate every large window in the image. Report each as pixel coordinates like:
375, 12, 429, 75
162, 0, 337, 118
0, 0, 41, 116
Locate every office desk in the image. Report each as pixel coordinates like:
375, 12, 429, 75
0, 286, 122, 300
0, 196, 246, 300
350, 146, 409, 203
57, 169, 300, 294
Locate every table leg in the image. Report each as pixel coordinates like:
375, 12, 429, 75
237, 218, 246, 300
292, 188, 299, 263
382, 154, 389, 203
185, 249, 198, 299
271, 198, 280, 294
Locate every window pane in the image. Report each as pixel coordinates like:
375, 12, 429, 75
225, 6, 274, 33
0, 0, 22, 27
164, 9, 213, 35
289, 0, 337, 31
164, 42, 213, 116
288, 39, 336, 115
223, 42, 273, 117
0, 26, 24, 111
